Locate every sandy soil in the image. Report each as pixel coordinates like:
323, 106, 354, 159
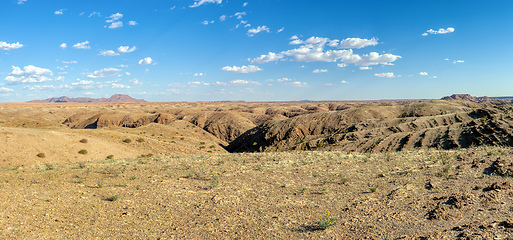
1, 148, 513, 239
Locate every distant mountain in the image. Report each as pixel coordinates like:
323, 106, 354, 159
28, 94, 147, 103
441, 94, 495, 102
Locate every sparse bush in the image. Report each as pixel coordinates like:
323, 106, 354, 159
136, 137, 145, 143
122, 138, 132, 143
79, 162, 86, 169
79, 138, 88, 143
318, 209, 337, 230
106, 195, 119, 201
44, 163, 54, 170
106, 155, 114, 159
37, 152, 46, 158
78, 149, 88, 155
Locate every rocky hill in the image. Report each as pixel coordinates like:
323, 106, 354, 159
28, 94, 146, 103
227, 100, 513, 153
441, 94, 495, 102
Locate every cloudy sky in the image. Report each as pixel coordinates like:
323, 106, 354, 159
1, 0, 512, 102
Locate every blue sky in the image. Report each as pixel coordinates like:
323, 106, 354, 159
1, 0, 512, 102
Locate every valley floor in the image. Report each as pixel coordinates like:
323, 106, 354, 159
1, 147, 513, 239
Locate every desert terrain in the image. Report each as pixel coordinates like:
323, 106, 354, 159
2, 97, 513, 238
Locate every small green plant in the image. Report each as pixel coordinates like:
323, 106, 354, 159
44, 163, 54, 170
78, 162, 86, 169
106, 195, 119, 201
369, 184, 377, 193
129, 176, 136, 180
78, 149, 88, 155
210, 173, 220, 188
79, 138, 88, 143
318, 209, 337, 230
136, 138, 145, 143
199, 142, 205, 145
37, 152, 46, 158
339, 175, 349, 185
97, 180, 104, 188
298, 188, 308, 194
106, 155, 114, 160
122, 138, 132, 143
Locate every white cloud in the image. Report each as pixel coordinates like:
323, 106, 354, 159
190, 0, 222, 8
221, 65, 262, 73
247, 26, 270, 36
117, 46, 136, 53
229, 79, 260, 85
128, 21, 138, 26
359, 66, 371, 70
422, 27, 455, 36
106, 13, 123, 29
188, 81, 208, 86
277, 27, 284, 33
234, 12, 246, 19
419, 72, 428, 76
73, 41, 90, 49
119, 64, 128, 68
243, 2, 248, 7
23, 85, 59, 91
201, 20, 214, 25
453, 60, 464, 63
129, 79, 142, 85
0, 87, 14, 93
54, 9, 64, 15
17, 0, 27, 4
251, 52, 284, 64
250, 36, 400, 66
219, 15, 226, 21
338, 63, 348, 68
70, 79, 105, 90
341, 80, 349, 84
286, 81, 307, 87
109, 21, 123, 29
99, 50, 119, 56
0, 41, 23, 50
59, 43, 67, 49
444, 58, 450, 61
290, 35, 299, 40
194, 73, 205, 76
5, 65, 54, 84
289, 39, 303, 45
138, 57, 153, 65
112, 83, 130, 89
89, 12, 100, 18
125, 72, 131, 76
212, 80, 260, 86
276, 78, 291, 82
313, 69, 328, 73
87, 68, 121, 78
338, 37, 378, 49
374, 72, 396, 78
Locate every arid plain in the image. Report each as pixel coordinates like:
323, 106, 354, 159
2, 98, 513, 239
